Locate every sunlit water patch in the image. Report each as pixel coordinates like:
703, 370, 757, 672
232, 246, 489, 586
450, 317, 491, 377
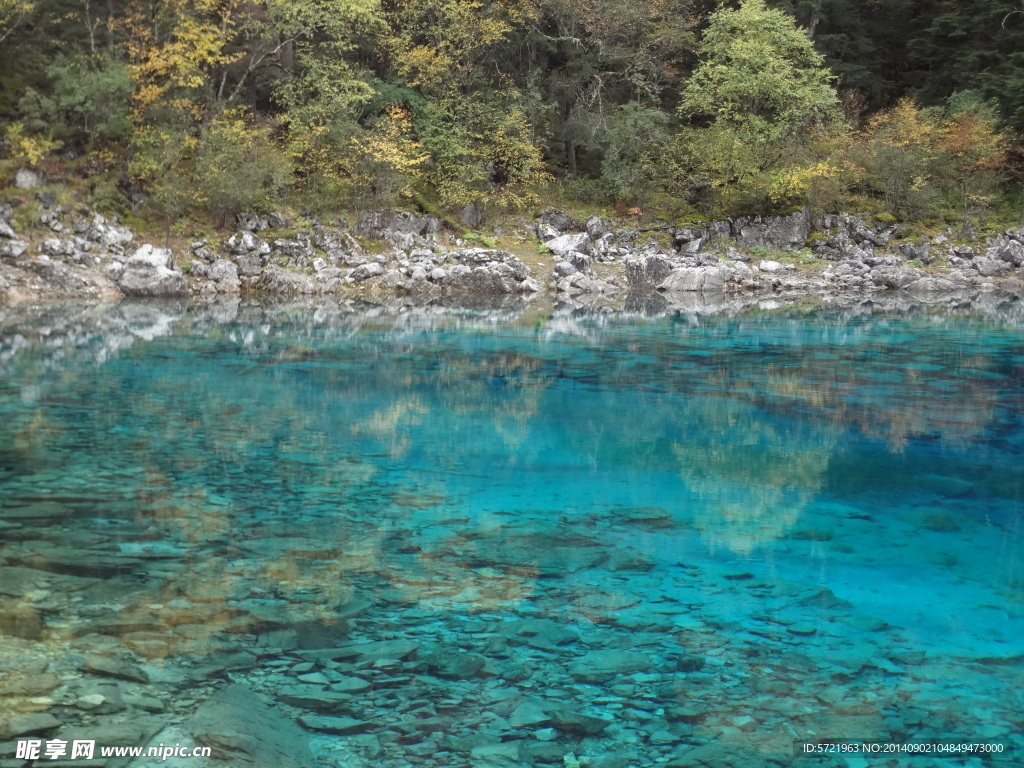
0, 300, 1021, 767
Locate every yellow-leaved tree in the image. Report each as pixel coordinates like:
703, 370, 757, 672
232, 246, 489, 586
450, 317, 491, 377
386, 0, 550, 210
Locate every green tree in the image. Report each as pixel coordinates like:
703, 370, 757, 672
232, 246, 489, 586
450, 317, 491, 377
674, 0, 840, 210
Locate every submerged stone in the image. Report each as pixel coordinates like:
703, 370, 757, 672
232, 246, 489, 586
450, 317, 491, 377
569, 650, 652, 683
298, 715, 372, 736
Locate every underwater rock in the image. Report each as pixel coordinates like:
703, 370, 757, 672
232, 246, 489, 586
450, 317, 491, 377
0, 599, 43, 639
568, 650, 652, 683
547, 709, 612, 736
182, 684, 312, 768
298, 714, 373, 736
0, 713, 62, 740
275, 684, 360, 715
83, 656, 150, 684
423, 648, 487, 680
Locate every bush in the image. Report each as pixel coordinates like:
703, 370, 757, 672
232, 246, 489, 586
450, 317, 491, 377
196, 110, 293, 225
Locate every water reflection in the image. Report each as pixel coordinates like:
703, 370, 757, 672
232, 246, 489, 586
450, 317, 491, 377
0, 299, 1021, 767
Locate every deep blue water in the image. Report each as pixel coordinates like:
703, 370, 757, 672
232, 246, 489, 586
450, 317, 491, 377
0, 301, 1021, 767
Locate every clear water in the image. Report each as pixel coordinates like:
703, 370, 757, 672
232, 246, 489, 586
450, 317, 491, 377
0, 300, 1021, 767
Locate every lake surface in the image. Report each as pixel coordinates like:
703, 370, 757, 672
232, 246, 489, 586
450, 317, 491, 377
0, 299, 1021, 767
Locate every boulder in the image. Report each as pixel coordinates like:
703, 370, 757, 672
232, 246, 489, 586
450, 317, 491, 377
227, 231, 270, 256
622, 253, 676, 288
355, 210, 440, 238
349, 262, 384, 282
234, 252, 266, 277
585, 216, 610, 238
992, 237, 1024, 266
209, 259, 241, 293
566, 250, 592, 274
459, 202, 485, 229
0, 240, 29, 259
568, 649, 652, 683
870, 265, 922, 289
973, 257, 1012, 277
169, 684, 312, 768
657, 266, 729, 293
14, 168, 43, 189
545, 232, 590, 257
236, 211, 269, 232
538, 207, 572, 234
906, 276, 958, 293
257, 265, 316, 294
731, 208, 809, 250
117, 245, 188, 297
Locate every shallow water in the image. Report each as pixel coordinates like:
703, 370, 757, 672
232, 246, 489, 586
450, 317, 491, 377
0, 300, 1021, 767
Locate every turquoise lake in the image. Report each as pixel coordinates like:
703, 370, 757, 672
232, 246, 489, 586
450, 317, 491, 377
0, 299, 1021, 767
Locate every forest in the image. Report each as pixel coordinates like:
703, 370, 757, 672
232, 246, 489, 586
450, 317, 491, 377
0, 0, 1022, 229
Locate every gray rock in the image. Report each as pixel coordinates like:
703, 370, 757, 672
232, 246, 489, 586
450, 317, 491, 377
871, 265, 922, 289
758, 259, 783, 272
0, 219, 15, 238
0, 713, 62, 740
993, 238, 1024, 266
0, 239, 29, 258
973, 257, 1012, 277
227, 231, 270, 255
273, 237, 315, 265
424, 649, 487, 680
538, 208, 572, 234
257, 265, 316, 294
554, 261, 577, 278
460, 202, 485, 229
14, 168, 43, 189
566, 250, 592, 274
209, 259, 240, 293
234, 252, 266, 277
585, 216, 610, 238
299, 638, 419, 664
355, 210, 440, 239
236, 211, 269, 232
509, 701, 550, 729
181, 684, 312, 768
83, 655, 150, 683
545, 232, 590, 257
658, 266, 729, 293
118, 244, 188, 297
569, 650, 652, 683
519, 277, 541, 293
276, 684, 358, 714
623, 254, 676, 287
429, 267, 447, 282
350, 262, 384, 282
731, 208, 809, 250
298, 715, 372, 735
895, 240, 931, 263
548, 709, 612, 736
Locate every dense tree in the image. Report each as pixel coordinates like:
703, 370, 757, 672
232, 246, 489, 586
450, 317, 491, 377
0, 0, 1019, 222
674, 0, 840, 210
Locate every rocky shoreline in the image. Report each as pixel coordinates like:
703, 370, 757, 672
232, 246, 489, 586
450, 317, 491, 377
2, 199, 1024, 310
